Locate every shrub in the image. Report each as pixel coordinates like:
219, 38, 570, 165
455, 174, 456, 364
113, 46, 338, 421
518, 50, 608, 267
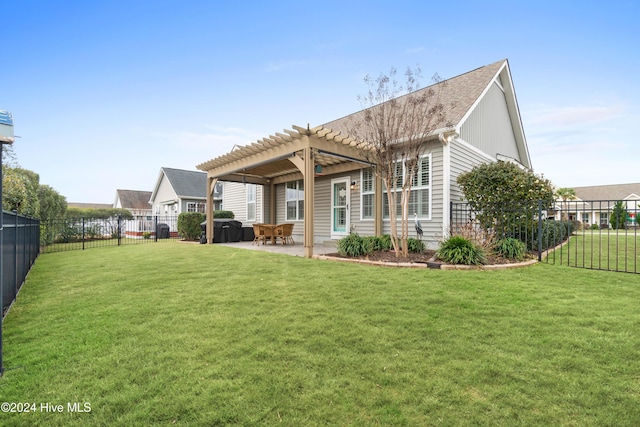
494, 237, 526, 261
437, 235, 486, 265
142, 231, 151, 239
529, 220, 571, 251
337, 234, 373, 257
407, 237, 425, 253
177, 212, 206, 241
590, 223, 600, 230
214, 210, 235, 219
363, 235, 392, 252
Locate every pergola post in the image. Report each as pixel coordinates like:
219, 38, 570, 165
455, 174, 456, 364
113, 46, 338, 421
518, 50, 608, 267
206, 177, 218, 243
303, 147, 315, 258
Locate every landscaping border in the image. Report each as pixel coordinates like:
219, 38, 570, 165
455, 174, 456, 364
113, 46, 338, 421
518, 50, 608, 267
313, 254, 538, 270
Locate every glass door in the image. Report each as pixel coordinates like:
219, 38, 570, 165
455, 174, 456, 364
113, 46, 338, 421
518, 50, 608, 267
331, 178, 350, 238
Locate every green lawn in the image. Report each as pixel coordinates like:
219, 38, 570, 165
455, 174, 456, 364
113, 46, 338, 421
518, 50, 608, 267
2, 242, 640, 426
547, 230, 640, 273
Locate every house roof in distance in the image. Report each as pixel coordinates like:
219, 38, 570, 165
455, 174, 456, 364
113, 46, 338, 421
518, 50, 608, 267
159, 167, 206, 199
114, 189, 152, 209
68, 202, 112, 209
573, 183, 640, 201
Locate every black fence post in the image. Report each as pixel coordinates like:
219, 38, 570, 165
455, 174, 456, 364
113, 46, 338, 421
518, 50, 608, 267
117, 216, 122, 246
538, 200, 543, 262
154, 216, 158, 242
14, 212, 18, 299
82, 217, 86, 251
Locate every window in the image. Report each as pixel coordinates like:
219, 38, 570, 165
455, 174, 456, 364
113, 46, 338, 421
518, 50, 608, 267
581, 213, 590, 223
600, 212, 608, 224
187, 202, 206, 213
246, 184, 256, 221
383, 155, 431, 219
286, 180, 304, 220
361, 168, 375, 220
213, 182, 223, 199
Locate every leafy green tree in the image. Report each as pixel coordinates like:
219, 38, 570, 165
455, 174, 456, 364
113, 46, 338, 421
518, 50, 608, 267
610, 201, 628, 230
2, 166, 40, 216
456, 161, 554, 234
554, 187, 577, 220
38, 184, 67, 221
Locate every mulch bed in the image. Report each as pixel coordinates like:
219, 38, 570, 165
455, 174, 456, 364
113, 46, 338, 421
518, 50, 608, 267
326, 250, 530, 266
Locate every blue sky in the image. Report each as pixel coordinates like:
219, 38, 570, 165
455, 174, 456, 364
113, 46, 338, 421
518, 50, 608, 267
2, 0, 638, 203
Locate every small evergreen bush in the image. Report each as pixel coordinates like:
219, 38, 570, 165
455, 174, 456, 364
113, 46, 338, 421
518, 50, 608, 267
337, 234, 373, 257
590, 223, 599, 230
178, 212, 206, 241
407, 237, 425, 253
437, 235, 486, 265
363, 235, 392, 252
494, 237, 526, 261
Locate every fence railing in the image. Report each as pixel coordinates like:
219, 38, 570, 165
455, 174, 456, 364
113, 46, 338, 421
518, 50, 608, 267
2, 211, 40, 317
41, 215, 180, 253
451, 200, 640, 274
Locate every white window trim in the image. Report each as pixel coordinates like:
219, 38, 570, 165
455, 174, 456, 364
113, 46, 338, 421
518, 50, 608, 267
187, 202, 206, 213
383, 153, 432, 221
285, 180, 304, 221
360, 168, 375, 221
246, 184, 256, 222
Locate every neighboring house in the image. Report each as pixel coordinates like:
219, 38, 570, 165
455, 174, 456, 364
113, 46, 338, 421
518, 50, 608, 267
197, 59, 532, 257
113, 189, 153, 237
150, 167, 208, 216
557, 183, 640, 227
113, 189, 152, 216
149, 167, 261, 222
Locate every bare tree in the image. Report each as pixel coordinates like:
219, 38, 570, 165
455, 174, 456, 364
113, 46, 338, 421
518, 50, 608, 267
348, 66, 448, 257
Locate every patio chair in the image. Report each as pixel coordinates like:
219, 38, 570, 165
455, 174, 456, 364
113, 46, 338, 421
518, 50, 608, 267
282, 223, 294, 245
252, 224, 266, 245
273, 223, 294, 245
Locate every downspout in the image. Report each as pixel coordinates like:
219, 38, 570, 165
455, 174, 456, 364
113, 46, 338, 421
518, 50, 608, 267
439, 131, 458, 240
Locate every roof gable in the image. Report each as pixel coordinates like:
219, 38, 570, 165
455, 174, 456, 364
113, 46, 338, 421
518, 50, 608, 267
114, 189, 152, 210
322, 59, 530, 168
152, 167, 206, 200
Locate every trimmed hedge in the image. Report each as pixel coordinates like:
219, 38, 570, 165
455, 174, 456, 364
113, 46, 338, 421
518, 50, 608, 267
214, 210, 235, 219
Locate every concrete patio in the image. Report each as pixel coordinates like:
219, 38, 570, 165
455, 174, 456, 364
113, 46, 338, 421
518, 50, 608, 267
216, 240, 338, 257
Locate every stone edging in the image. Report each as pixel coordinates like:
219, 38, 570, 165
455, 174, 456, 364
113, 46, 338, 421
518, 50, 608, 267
313, 254, 538, 270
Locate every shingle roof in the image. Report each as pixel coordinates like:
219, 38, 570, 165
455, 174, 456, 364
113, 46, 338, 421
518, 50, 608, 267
573, 183, 640, 201
323, 59, 507, 135
115, 189, 152, 209
162, 167, 207, 198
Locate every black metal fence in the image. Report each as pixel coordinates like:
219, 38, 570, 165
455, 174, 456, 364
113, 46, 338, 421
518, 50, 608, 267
41, 215, 180, 253
451, 200, 640, 274
2, 211, 40, 317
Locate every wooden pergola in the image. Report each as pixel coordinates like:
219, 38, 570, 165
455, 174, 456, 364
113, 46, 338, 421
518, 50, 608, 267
196, 124, 381, 257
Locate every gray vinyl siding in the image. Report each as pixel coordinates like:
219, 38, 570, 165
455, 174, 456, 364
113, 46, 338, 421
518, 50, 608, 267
271, 143, 444, 247
220, 182, 265, 223
459, 82, 519, 160
380, 142, 443, 250
449, 139, 495, 204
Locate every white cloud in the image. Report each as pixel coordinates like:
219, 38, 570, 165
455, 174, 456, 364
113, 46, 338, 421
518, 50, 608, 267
523, 101, 638, 187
